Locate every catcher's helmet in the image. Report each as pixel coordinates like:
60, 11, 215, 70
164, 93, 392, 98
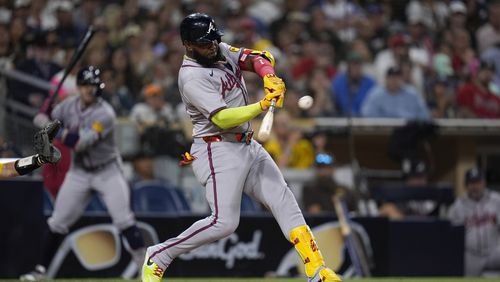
180, 13, 223, 43
76, 65, 105, 96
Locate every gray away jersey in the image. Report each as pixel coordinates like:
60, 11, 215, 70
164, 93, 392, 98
178, 42, 252, 137
51, 95, 119, 168
448, 190, 500, 256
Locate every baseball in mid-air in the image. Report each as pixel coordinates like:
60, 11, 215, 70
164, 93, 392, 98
298, 95, 314, 110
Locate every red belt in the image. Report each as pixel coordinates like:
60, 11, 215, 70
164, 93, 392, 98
202, 131, 254, 145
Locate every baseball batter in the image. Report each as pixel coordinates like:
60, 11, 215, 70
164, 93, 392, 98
448, 167, 500, 277
20, 66, 145, 281
142, 13, 341, 282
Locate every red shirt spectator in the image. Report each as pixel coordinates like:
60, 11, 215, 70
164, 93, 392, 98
457, 82, 500, 118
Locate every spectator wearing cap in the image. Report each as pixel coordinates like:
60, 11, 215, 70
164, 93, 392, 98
448, 167, 500, 277
361, 66, 430, 120
448, 1, 468, 32
373, 34, 427, 96
129, 83, 177, 132
476, 0, 500, 54
457, 61, 500, 118
331, 51, 376, 116
302, 152, 358, 214
53, 0, 86, 48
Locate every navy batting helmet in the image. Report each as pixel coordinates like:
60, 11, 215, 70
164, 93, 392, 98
180, 13, 223, 43
76, 65, 105, 96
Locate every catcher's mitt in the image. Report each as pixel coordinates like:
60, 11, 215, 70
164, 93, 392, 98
34, 119, 62, 164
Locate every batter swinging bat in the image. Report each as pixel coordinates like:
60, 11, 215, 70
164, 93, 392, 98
45, 26, 96, 112
257, 99, 276, 142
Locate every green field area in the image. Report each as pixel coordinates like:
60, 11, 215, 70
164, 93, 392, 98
1, 278, 498, 282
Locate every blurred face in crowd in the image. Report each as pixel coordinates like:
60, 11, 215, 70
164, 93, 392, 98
386, 73, 403, 93
489, 3, 500, 28
392, 44, 408, 60
348, 61, 363, 80
450, 12, 466, 29
477, 68, 493, 86
145, 94, 165, 111
467, 179, 486, 201
133, 156, 154, 180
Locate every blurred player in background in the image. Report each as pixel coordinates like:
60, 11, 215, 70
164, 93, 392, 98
20, 65, 145, 281
448, 167, 500, 277
142, 13, 341, 282
33, 46, 80, 198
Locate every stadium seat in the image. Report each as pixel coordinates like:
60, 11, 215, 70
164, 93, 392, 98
240, 192, 262, 214
85, 194, 107, 213
132, 180, 191, 214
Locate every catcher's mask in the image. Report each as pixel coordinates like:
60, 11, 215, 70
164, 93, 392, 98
76, 65, 105, 97
180, 13, 223, 44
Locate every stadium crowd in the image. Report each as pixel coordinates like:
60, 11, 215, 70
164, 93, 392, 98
0, 0, 499, 121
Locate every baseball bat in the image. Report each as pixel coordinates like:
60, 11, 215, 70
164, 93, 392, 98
333, 195, 371, 277
257, 99, 276, 142
44, 26, 96, 112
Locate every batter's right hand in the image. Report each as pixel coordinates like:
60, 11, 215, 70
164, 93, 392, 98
260, 86, 284, 110
262, 74, 285, 109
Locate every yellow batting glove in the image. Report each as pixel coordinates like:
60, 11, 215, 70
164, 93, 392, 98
260, 91, 282, 111
263, 74, 285, 108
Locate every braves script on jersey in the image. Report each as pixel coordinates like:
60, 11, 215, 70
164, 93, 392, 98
178, 42, 252, 137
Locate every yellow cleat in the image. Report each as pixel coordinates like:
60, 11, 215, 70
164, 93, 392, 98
142, 254, 165, 282
308, 266, 342, 282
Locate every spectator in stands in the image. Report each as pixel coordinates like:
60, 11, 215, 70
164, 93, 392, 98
129, 83, 177, 131
448, 167, 500, 277
129, 150, 166, 185
109, 46, 141, 103
100, 67, 134, 117
9, 31, 61, 107
361, 66, 431, 119
363, 3, 389, 56
451, 28, 479, 81
53, 0, 85, 48
263, 110, 315, 169
304, 67, 335, 117
303, 152, 357, 214
481, 42, 500, 93
457, 61, 500, 118
373, 34, 427, 96
428, 78, 456, 118
379, 158, 438, 219
332, 51, 376, 117
476, 0, 500, 54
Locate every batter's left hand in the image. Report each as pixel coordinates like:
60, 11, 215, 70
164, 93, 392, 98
263, 74, 285, 108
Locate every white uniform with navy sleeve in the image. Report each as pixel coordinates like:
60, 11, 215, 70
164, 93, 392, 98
146, 42, 306, 269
